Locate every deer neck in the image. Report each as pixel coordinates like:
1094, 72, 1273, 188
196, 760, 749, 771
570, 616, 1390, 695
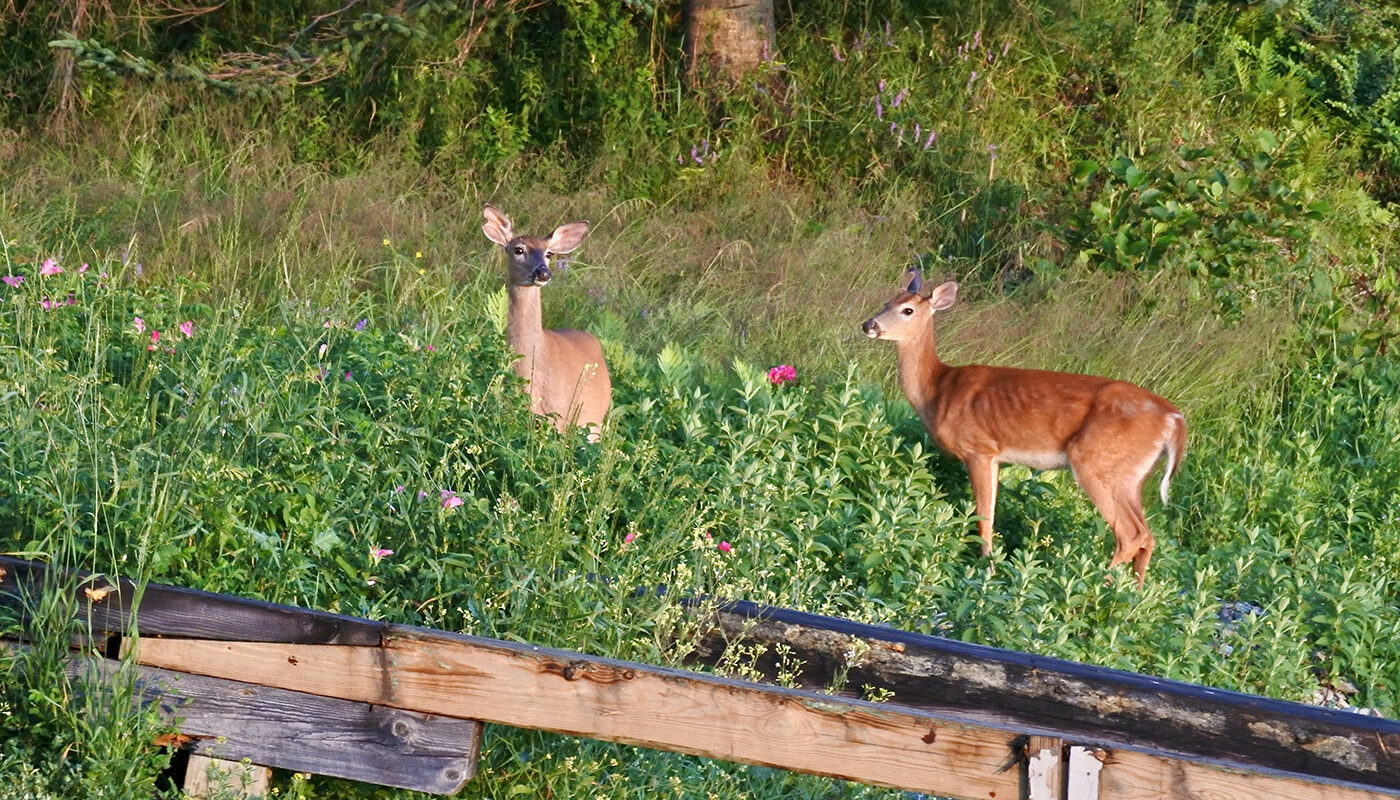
506, 284, 545, 378
894, 322, 947, 411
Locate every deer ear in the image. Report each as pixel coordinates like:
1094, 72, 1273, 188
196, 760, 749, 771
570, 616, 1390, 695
905, 268, 923, 294
926, 280, 958, 312
547, 222, 590, 254
482, 205, 514, 246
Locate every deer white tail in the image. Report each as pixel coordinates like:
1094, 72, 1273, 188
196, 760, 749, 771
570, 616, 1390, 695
1159, 412, 1187, 504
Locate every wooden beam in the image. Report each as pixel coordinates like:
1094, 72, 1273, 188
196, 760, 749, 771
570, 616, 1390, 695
0, 556, 383, 645
133, 634, 1024, 798
687, 599, 1400, 793
67, 654, 478, 794
131, 632, 1400, 800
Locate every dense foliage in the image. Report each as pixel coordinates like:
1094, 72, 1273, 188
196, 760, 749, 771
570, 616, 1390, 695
2, 0, 1399, 798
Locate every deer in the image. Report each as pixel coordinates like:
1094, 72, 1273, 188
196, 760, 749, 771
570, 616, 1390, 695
482, 204, 611, 442
861, 270, 1186, 588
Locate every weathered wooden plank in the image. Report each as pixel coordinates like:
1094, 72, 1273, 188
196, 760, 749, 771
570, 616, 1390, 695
134, 634, 1025, 798
0, 556, 383, 645
686, 599, 1400, 792
132, 633, 1400, 800
68, 654, 478, 794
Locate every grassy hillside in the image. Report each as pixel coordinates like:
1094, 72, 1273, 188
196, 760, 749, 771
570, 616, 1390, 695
2, 0, 1399, 797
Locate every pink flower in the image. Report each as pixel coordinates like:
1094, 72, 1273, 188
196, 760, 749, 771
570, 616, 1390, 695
718, 541, 733, 554
369, 545, 394, 562
151, 330, 160, 344
767, 364, 797, 386
40, 297, 53, 311
441, 490, 463, 509
2, 275, 22, 287
39, 258, 62, 276
133, 316, 145, 334
624, 532, 636, 545
78, 263, 89, 274
179, 321, 194, 338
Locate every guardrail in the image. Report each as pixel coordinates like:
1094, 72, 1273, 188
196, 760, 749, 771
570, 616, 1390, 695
2, 556, 1397, 799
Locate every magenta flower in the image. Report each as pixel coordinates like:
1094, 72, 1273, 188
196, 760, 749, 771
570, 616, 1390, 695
441, 491, 463, 509
133, 316, 146, 334
40, 297, 54, 311
179, 320, 194, 338
151, 330, 161, 345
369, 545, 394, 562
39, 259, 62, 276
767, 364, 797, 386
344, 370, 353, 381
624, 532, 637, 545
2, 275, 22, 287
79, 263, 89, 274
718, 541, 733, 554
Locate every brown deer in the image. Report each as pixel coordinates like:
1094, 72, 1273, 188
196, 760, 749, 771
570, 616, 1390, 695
482, 204, 611, 441
861, 270, 1186, 587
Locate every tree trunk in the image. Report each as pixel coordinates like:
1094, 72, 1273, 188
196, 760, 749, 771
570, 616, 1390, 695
683, 0, 775, 89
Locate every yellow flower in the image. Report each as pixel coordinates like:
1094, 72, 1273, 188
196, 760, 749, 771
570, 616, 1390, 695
415, 251, 423, 259
382, 238, 391, 246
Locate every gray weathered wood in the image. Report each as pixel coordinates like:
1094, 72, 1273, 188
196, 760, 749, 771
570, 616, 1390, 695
686, 599, 1400, 793
68, 655, 478, 794
0, 556, 384, 645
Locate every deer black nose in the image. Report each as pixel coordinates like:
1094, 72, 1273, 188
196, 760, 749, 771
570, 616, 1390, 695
532, 265, 552, 285
862, 319, 880, 338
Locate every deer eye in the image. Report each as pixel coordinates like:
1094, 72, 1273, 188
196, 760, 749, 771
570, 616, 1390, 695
513, 246, 525, 255
901, 307, 915, 315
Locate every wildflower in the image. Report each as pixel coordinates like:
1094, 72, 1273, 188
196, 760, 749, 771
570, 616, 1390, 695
425, 344, 436, 353
148, 330, 161, 351
383, 238, 391, 246
875, 96, 883, 120
2, 275, 22, 287
133, 316, 145, 334
892, 88, 905, 108
40, 297, 53, 311
441, 490, 464, 509
394, 484, 405, 494
39, 258, 62, 276
418, 490, 428, 500
65, 293, 75, 305
318, 365, 329, 381
832, 44, 845, 62
623, 532, 636, 546
135, 262, 143, 277
344, 370, 353, 381
768, 364, 797, 386
369, 545, 394, 562
179, 321, 194, 338
355, 318, 368, 331
318, 343, 328, 358
718, 541, 733, 554
877, 78, 886, 94
79, 263, 89, 274
415, 252, 423, 259
924, 131, 937, 150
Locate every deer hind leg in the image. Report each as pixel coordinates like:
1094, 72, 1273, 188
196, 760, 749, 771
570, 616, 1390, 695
1069, 462, 1154, 587
963, 455, 1000, 557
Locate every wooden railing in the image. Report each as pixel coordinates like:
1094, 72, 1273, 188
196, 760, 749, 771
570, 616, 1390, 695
2, 556, 1397, 800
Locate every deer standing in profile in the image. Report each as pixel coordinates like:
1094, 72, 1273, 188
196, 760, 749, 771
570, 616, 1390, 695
482, 204, 611, 442
861, 270, 1186, 587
